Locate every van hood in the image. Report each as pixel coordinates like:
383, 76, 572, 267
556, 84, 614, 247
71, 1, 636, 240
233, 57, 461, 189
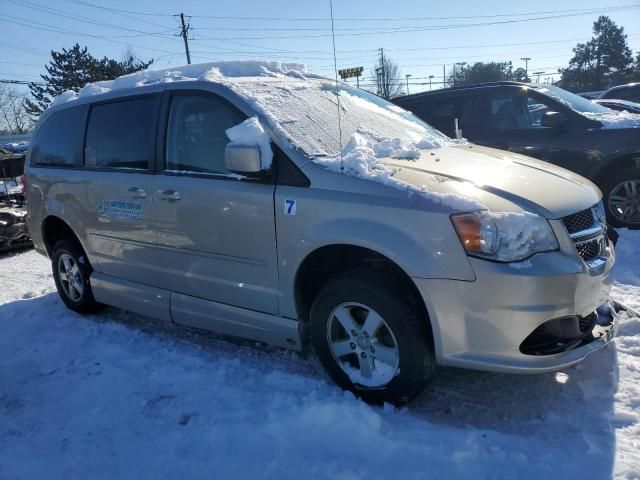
386, 144, 601, 219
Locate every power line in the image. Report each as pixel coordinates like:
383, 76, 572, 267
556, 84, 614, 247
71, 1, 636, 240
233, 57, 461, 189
6, 0, 175, 37
0, 15, 182, 55
180, 4, 640, 21
166, 6, 640, 41
63, 0, 174, 29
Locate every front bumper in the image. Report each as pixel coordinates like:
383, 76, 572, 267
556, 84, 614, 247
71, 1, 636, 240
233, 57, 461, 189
414, 244, 616, 373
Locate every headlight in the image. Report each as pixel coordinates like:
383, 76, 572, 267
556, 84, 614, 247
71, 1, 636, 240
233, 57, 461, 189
451, 210, 559, 262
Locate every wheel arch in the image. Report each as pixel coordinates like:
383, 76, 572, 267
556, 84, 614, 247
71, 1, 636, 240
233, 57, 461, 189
41, 215, 85, 257
293, 243, 434, 343
593, 152, 640, 188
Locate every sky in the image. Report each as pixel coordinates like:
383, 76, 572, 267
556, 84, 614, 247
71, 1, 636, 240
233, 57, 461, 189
1, 0, 639, 96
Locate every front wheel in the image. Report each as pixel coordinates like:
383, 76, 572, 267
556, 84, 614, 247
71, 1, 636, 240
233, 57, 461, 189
602, 167, 640, 228
51, 238, 103, 314
310, 268, 435, 404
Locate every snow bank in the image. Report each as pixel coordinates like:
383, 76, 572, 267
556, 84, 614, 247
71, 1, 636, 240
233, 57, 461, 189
583, 110, 640, 129
225, 117, 273, 169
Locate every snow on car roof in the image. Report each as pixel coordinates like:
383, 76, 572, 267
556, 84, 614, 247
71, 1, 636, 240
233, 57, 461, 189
50, 61, 479, 211
51, 61, 447, 155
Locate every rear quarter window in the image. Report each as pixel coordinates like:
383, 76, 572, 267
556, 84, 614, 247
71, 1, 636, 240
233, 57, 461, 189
30, 106, 87, 167
85, 96, 159, 170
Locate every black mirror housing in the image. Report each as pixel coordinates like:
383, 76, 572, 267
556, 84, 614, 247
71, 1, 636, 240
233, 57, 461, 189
541, 111, 568, 128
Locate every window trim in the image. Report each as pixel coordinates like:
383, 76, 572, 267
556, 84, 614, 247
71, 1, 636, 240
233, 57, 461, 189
82, 92, 161, 173
156, 89, 274, 184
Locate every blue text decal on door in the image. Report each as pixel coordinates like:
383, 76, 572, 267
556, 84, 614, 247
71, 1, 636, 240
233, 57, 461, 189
284, 199, 296, 215
98, 200, 142, 221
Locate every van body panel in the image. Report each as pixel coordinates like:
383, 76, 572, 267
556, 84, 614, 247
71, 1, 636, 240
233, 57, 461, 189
170, 292, 301, 350
90, 272, 172, 322
26, 76, 616, 380
153, 174, 279, 314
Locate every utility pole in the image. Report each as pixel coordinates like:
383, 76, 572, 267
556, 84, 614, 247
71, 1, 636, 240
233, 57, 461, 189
443, 64, 446, 88
179, 13, 191, 65
405, 74, 411, 95
520, 57, 531, 81
429, 75, 434, 91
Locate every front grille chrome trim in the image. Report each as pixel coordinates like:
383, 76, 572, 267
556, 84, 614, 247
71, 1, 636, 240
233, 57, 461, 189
569, 226, 605, 240
562, 204, 610, 270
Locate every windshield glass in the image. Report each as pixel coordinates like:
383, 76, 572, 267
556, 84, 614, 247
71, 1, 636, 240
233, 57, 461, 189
534, 85, 611, 114
232, 78, 450, 156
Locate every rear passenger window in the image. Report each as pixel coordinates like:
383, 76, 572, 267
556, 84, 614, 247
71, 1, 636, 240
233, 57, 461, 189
31, 106, 87, 167
85, 96, 157, 170
165, 94, 246, 175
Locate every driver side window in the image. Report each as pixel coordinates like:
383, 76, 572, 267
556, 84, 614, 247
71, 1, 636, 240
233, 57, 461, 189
489, 92, 551, 130
165, 94, 246, 175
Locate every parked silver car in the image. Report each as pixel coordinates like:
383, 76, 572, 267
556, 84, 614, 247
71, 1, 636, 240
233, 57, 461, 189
25, 63, 617, 403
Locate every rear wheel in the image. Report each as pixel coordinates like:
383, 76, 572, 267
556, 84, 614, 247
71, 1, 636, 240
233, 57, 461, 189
51, 238, 103, 313
602, 167, 640, 228
310, 268, 435, 404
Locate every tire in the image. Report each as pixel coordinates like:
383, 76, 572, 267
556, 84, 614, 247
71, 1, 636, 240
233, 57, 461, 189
51, 238, 103, 314
602, 166, 640, 228
310, 268, 435, 404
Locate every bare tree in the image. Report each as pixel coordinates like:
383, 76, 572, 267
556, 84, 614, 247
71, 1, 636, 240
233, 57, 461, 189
0, 85, 30, 134
371, 55, 404, 100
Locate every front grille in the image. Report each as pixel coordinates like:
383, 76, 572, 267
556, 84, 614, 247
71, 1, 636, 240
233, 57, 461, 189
562, 208, 595, 234
576, 238, 603, 262
562, 204, 609, 266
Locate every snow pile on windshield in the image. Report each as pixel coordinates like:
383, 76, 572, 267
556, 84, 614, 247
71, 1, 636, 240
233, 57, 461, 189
50, 61, 471, 206
316, 132, 483, 211
50, 60, 449, 158
225, 116, 273, 169
582, 110, 640, 129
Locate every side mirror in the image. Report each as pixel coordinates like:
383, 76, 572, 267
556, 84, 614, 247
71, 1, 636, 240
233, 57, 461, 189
224, 145, 264, 176
541, 111, 568, 128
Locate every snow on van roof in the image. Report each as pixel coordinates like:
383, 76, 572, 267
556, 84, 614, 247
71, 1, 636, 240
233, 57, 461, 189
51, 61, 481, 211
51, 61, 316, 107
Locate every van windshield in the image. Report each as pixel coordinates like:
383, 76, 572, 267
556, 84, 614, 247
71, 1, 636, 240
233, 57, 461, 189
233, 78, 450, 156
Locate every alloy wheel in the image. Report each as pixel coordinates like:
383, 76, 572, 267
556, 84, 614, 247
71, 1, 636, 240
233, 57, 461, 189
326, 302, 400, 388
608, 179, 640, 226
57, 253, 83, 302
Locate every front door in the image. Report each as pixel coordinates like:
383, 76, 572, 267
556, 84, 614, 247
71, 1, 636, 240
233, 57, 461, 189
473, 87, 586, 172
83, 94, 164, 287
153, 91, 279, 315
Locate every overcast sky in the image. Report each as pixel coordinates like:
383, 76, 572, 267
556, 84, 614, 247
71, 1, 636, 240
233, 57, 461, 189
2, 0, 639, 94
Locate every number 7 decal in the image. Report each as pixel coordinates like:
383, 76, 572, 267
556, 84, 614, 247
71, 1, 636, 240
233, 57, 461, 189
284, 199, 297, 215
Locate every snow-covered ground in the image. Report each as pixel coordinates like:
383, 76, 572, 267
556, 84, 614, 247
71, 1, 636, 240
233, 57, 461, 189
1, 231, 639, 479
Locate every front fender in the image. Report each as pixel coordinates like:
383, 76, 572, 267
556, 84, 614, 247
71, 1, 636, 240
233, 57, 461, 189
274, 185, 475, 319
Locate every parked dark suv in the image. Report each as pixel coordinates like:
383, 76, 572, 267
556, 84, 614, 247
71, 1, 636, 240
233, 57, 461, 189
394, 82, 640, 228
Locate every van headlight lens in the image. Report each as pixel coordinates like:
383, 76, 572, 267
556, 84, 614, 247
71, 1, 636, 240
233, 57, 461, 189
451, 211, 559, 262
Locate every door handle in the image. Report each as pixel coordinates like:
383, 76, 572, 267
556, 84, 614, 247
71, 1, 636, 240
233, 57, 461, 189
128, 186, 147, 199
156, 189, 182, 201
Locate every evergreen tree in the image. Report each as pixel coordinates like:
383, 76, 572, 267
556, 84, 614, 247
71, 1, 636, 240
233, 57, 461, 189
448, 61, 514, 86
25, 44, 153, 118
560, 16, 634, 92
